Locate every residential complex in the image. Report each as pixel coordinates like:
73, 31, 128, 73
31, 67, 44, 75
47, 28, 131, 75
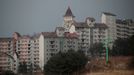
63, 7, 108, 55
116, 19, 134, 39
0, 38, 14, 72
0, 7, 134, 73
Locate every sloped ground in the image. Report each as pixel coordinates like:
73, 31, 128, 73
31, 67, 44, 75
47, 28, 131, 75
88, 70, 134, 75
30, 56, 134, 75
84, 56, 134, 75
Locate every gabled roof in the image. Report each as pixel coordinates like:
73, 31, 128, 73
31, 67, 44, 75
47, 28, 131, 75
73, 21, 108, 29
103, 12, 116, 16
64, 7, 75, 17
73, 22, 89, 28
41, 32, 78, 39
64, 32, 78, 39
19, 35, 31, 39
86, 17, 95, 21
94, 23, 108, 28
0, 37, 13, 41
41, 32, 58, 38
55, 27, 65, 31
14, 32, 21, 37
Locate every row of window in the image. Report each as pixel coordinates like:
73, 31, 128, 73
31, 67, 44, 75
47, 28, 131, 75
0, 48, 12, 50
0, 41, 12, 43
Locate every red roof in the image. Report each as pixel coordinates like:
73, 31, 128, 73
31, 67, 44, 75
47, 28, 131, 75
41, 32, 58, 38
64, 32, 78, 39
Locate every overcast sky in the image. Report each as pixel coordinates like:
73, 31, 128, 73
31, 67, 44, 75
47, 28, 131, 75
0, 0, 134, 37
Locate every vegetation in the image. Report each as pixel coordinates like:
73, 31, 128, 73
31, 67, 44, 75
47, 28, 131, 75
18, 62, 28, 74
89, 43, 105, 57
111, 35, 134, 56
1, 70, 15, 75
44, 50, 88, 75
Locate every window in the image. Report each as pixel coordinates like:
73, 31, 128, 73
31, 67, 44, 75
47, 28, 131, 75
28, 44, 30, 46
50, 41, 55, 44
28, 48, 30, 50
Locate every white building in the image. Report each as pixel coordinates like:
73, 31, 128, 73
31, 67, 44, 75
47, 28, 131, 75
116, 19, 134, 39
63, 7, 108, 55
0, 7, 133, 74
39, 31, 78, 67
101, 12, 117, 43
101, 12, 134, 39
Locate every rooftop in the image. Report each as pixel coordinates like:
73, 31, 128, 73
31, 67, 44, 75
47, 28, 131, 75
64, 6, 75, 17
0, 37, 13, 41
55, 27, 65, 31
41, 32, 57, 38
94, 23, 108, 28
74, 22, 89, 28
103, 12, 116, 16
116, 19, 134, 25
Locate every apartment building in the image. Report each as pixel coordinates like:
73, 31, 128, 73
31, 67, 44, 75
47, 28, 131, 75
13, 32, 41, 72
101, 12, 134, 39
39, 31, 78, 69
116, 19, 134, 39
0, 31, 78, 72
0, 7, 133, 73
63, 7, 108, 55
0, 38, 14, 73
101, 12, 117, 45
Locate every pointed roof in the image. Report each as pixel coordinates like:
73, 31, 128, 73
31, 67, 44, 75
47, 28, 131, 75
64, 6, 75, 17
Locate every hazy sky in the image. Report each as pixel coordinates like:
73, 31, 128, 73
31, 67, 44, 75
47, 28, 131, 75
0, 0, 134, 37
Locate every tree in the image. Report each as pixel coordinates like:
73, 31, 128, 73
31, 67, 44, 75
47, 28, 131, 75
127, 35, 134, 56
44, 50, 88, 75
111, 38, 129, 56
28, 63, 33, 75
111, 35, 134, 56
18, 61, 28, 74
89, 43, 105, 57
1, 70, 15, 75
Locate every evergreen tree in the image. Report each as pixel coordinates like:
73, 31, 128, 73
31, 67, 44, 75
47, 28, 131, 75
18, 61, 28, 74
111, 35, 134, 56
1, 70, 15, 75
44, 50, 88, 75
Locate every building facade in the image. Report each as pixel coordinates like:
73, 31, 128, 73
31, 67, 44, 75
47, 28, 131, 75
63, 7, 108, 55
39, 31, 78, 69
116, 19, 134, 39
0, 7, 134, 73
0, 38, 14, 73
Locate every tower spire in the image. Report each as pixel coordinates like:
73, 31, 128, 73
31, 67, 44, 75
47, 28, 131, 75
64, 6, 75, 17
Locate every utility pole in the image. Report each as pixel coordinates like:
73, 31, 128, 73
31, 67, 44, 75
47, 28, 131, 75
102, 36, 111, 64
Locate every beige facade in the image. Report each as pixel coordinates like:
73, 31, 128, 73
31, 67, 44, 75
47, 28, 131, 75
0, 38, 14, 72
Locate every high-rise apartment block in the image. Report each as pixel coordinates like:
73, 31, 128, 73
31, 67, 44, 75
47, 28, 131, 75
116, 19, 134, 39
0, 7, 134, 73
0, 38, 14, 72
